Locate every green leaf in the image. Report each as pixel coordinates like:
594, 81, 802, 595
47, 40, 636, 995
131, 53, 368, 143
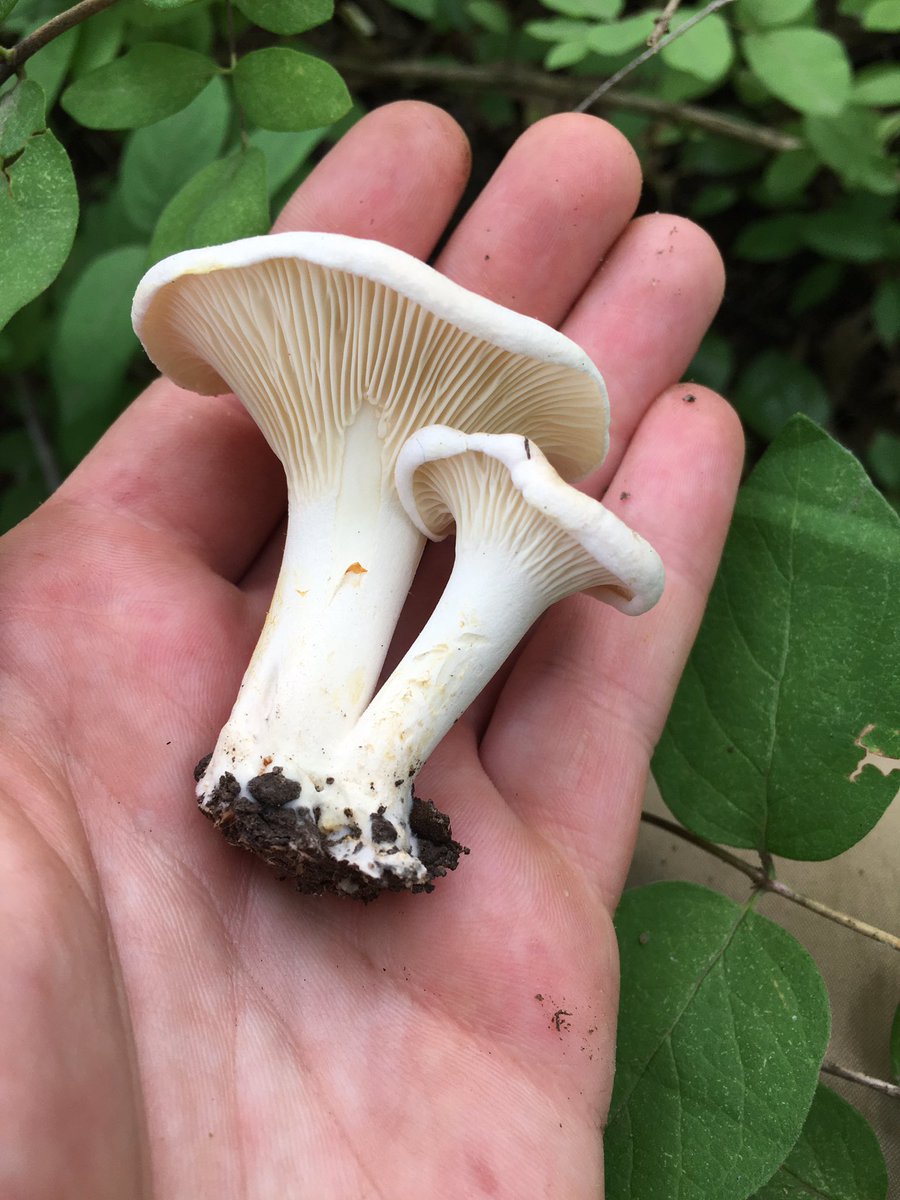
233, 48, 351, 132
891, 1003, 900, 1084
141, 0, 202, 8
743, 29, 852, 115
734, 214, 804, 261
661, 11, 734, 83
26, 26, 78, 108
0, 79, 45, 157
751, 1085, 887, 1199
120, 77, 230, 234
61, 43, 218, 130
853, 64, 900, 106
0, 0, 18, 20
868, 432, 900, 491
690, 183, 739, 217
761, 148, 819, 204
805, 109, 899, 195
466, 0, 510, 33
688, 330, 734, 394
736, 0, 813, 25
523, 17, 591, 42
800, 197, 900, 262
789, 261, 844, 315
544, 40, 589, 69
862, 0, 900, 29
51, 245, 147, 460
606, 882, 830, 1200
149, 146, 269, 264
0, 132, 78, 330
384, 0, 435, 16
69, 6, 125, 79
234, 0, 331, 34
872, 278, 900, 346
654, 416, 900, 859
539, 0, 622, 15
734, 350, 831, 438
586, 13, 656, 54
248, 125, 330, 196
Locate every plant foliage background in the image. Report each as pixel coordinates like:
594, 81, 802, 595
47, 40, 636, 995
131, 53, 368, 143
1, 1, 897, 1197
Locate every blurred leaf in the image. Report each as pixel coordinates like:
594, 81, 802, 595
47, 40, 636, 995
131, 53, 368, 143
383, 0, 435, 17
61, 44, 218, 130
233, 48, 351, 132
0, 0, 18, 19
524, 17, 591, 41
466, 0, 510, 33
734, 350, 830, 437
891, 1003, 900, 1084
853, 64, 900, 105
120, 76, 230, 233
862, 0, 900, 30
805, 109, 899, 195
661, 10, 734, 83
868, 432, 900, 491
690, 183, 739, 217
688, 329, 734, 393
51, 245, 147, 458
743, 29, 852, 115
654, 416, 900, 859
149, 146, 269, 263
761, 148, 819, 204
872, 278, 900, 345
800, 199, 899, 262
587, 13, 655, 53
0, 79, 45, 157
234, 0, 332, 34
0, 132, 77, 330
789, 260, 844, 315
538, 0, 622, 14
544, 39, 589, 68
750, 1085, 887, 1199
736, 0, 813, 25
126, 1, 214, 51
26, 26, 77, 107
0, 294, 51, 372
69, 6, 125, 78
734, 214, 804, 260
680, 133, 767, 176
248, 125, 330, 196
606, 882, 830, 1200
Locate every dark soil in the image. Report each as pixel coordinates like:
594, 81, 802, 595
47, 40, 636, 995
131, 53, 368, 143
198, 760, 467, 902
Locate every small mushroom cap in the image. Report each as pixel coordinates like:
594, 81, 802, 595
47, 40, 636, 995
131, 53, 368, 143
396, 425, 664, 616
132, 232, 609, 482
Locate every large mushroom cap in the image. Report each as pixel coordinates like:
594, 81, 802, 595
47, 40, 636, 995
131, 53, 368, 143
132, 232, 609, 482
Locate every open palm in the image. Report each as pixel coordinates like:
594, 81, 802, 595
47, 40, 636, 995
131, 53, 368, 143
0, 103, 742, 1199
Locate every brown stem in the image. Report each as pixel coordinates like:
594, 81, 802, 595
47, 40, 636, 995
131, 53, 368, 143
648, 0, 684, 50
821, 1059, 900, 1100
640, 811, 900, 953
331, 57, 800, 152
574, 0, 739, 111
0, 0, 120, 86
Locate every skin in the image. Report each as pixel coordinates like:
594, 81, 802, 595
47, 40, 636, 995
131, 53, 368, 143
0, 103, 744, 1199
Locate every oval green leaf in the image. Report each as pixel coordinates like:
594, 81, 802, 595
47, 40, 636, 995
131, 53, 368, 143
654, 416, 900, 859
233, 48, 351, 132
751, 1085, 887, 1199
734, 351, 830, 439
661, 11, 734, 83
862, 0, 900, 30
586, 14, 656, 54
0, 132, 78, 330
234, 0, 332, 34
149, 146, 269, 264
606, 882, 830, 1200
0, 78, 45, 158
853, 64, 900, 106
61, 43, 218, 129
51, 245, 147, 464
805, 109, 899, 196
120, 76, 231, 233
736, 0, 813, 26
743, 29, 851, 115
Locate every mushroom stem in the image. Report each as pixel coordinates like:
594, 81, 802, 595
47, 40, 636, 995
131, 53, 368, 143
198, 406, 425, 797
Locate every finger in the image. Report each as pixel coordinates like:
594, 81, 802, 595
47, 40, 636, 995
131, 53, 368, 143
58, 103, 472, 581
479, 386, 744, 907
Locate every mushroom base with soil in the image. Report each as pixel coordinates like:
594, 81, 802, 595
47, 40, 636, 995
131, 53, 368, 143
197, 759, 467, 901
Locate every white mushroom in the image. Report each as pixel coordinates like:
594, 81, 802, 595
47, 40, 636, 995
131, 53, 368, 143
322, 426, 663, 839
132, 232, 613, 898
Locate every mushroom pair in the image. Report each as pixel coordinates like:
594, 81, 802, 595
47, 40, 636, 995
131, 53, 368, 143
133, 233, 663, 901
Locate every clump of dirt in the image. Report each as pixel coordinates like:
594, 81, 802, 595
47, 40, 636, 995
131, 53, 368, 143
197, 760, 467, 902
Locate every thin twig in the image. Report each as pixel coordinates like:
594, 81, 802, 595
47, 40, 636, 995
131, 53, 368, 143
331, 56, 799, 151
12, 376, 61, 493
0, 0, 120, 86
640, 812, 900, 953
648, 0, 684, 50
574, 0, 739, 112
821, 1059, 900, 1100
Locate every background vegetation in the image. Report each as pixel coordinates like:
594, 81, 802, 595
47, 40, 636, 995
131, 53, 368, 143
1, 1, 897, 1197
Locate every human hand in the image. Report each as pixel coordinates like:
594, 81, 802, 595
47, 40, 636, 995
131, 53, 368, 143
0, 102, 743, 1199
